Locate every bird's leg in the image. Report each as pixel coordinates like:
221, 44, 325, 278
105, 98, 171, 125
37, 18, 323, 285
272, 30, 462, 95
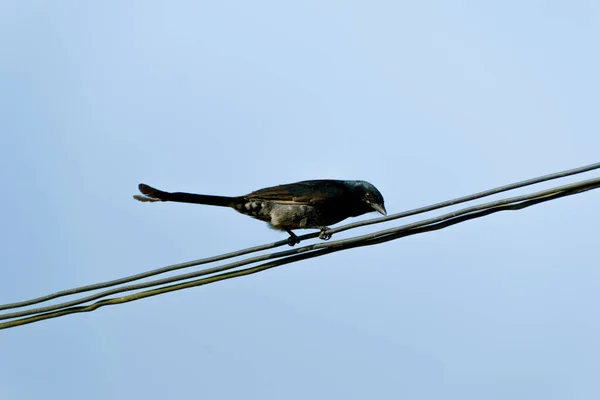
319, 227, 332, 241
286, 230, 300, 246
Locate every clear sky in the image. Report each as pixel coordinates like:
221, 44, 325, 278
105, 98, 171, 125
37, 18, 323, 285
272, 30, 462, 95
1, 1, 599, 399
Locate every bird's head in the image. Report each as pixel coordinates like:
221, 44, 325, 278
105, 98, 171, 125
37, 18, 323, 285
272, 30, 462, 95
350, 181, 387, 216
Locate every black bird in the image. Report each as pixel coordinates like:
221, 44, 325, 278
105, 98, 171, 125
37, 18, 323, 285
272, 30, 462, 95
133, 180, 386, 245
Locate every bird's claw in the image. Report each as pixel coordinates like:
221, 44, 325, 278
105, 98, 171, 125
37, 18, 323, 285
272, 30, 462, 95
319, 228, 332, 241
286, 231, 300, 246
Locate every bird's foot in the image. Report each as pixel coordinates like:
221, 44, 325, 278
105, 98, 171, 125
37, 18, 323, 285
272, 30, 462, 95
319, 227, 332, 241
286, 230, 300, 246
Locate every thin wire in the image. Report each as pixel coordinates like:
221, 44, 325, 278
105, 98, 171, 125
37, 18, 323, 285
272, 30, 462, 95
0, 234, 309, 311
1, 176, 598, 322
325, 160, 600, 236
1, 161, 599, 312
2, 176, 597, 330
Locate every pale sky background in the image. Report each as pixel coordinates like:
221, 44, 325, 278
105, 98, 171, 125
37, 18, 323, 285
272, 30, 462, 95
1, 1, 599, 399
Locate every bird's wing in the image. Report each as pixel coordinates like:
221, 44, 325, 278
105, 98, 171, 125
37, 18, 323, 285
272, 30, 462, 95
245, 180, 349, 205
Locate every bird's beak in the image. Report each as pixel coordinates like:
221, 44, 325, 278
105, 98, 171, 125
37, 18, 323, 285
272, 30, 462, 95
371, 203, 387, 216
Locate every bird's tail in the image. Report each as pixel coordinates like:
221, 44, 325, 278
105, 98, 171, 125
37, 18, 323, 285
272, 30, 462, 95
133, 183, 240, 207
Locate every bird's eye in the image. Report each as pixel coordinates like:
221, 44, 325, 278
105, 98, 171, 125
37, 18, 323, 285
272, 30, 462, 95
365, 192, 373, 199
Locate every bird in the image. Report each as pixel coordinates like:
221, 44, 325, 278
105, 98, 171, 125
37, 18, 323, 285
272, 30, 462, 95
133, 180, 386, 246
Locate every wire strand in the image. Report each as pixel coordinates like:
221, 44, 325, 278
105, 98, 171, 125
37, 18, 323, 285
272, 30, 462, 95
1, 161, 599, 312
1, 175, 598, 326
1, 175, 598, 330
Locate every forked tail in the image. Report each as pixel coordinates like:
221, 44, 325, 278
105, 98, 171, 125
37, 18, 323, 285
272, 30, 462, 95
133, 183, 239, 207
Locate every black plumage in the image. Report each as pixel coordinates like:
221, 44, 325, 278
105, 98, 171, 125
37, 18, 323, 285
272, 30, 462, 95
134, 180, 386, 245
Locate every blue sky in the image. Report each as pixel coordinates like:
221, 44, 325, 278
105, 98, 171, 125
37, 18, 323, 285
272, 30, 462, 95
1, 1, 599, 399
